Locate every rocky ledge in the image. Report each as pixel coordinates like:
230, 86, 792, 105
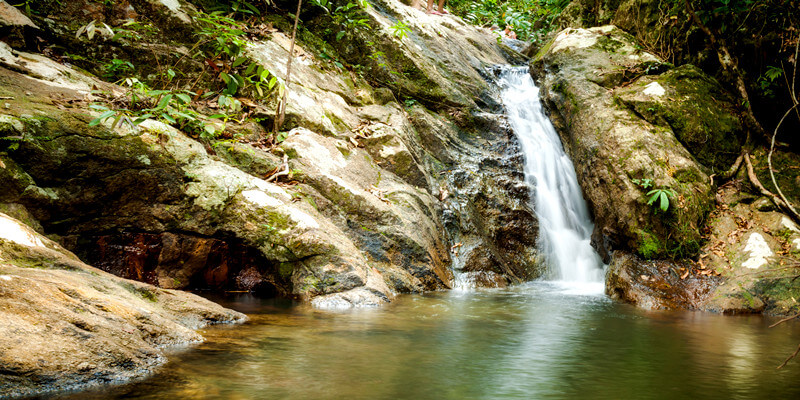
0, 211, 246, 398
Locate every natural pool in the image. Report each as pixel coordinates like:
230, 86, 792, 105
55, 283, 800, 399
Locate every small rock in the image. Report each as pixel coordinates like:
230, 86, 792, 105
752, 197, 775, 212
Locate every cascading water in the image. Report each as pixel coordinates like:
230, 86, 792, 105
497, 67, 604, 292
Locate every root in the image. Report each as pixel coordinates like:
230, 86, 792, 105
744, 153, 800, 223
265, 154, 290, 183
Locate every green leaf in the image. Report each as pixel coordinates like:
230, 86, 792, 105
276, 131, 288, 143
226, 79, 238, 95
176, 93, 192, 104
647, 190, 660, 206
95, 110, 117, 121
156, 94, 174, 110
161, 113, 177, 124
234, 73, 245, 87
232, 56, 248, 68
659, 193, 669, 212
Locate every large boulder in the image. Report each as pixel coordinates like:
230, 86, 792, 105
606, 252, 720, 310
532, 26, 734, 261
0, 212, 245, 398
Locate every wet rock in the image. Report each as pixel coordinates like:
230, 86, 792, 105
606, 252, 720, 310
533, 26, 717, 260
0, 213, 246, 398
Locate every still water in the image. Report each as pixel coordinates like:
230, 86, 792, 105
55, 283, 800, 399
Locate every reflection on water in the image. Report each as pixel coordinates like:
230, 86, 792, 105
54, 284, 800, 399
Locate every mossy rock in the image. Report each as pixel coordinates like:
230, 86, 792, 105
615, 65, 745, 171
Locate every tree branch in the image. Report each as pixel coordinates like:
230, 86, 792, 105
745, 153, 800, 223
274, 0, 303, 133
778, 343, 800, 369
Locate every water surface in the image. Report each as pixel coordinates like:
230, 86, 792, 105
56, 284, 800, 399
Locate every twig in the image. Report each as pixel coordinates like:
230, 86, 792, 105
769, 312, 800, 328
735, 265, 800, 277
778, 343, 800, 369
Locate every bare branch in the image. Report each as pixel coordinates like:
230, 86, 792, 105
745, 153, 800, 223
768, 103, 800, 219
274, 0, 303, 133
769, 312, 800, 328
778, 343, 800, 369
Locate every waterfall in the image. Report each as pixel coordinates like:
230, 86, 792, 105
498, 67, 604, 292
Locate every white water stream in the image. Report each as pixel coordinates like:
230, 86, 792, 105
498, 67, 604, 293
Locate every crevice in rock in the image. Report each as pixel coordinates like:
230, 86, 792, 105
61, 231, 291, 298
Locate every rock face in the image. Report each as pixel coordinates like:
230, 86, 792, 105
533, 26, 730, 261
0, 0, 534, 313
0, 212, 246, 398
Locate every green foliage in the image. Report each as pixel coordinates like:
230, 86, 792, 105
103, 59, 134, 80
390, 21, 412, 39
87, 7, 288, 140
312, 0, 371, 41
758, 65, 783, 98
208, 0, 265, 16
631, 178, 653, 190
11, 0, 35, 15
194, 11, 284, 99
89, 78, 227, 139
633, 178, 674, 212
646, 188, 676, 213
446, 0, 570, 41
